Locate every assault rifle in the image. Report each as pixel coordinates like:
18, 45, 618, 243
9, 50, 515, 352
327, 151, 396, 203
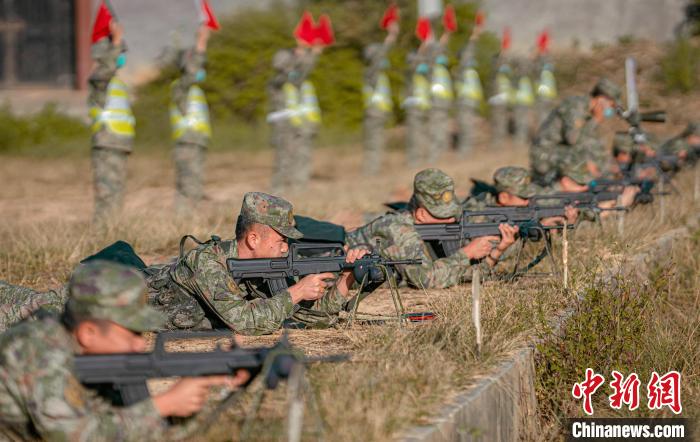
227, 242, 421, 294
75, 331, 347, 406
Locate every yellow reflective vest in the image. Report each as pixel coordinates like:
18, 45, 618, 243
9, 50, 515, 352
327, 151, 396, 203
170, 85, 212, 141
403, 74, 431, 110
515, 76, 535, 106
430, 64, 453, 102
458, 67, 484, 104
90, 77, 135, 139
300, 80, 321, 125
537, 69, 558, 100
363, 72, 393, 113
489, 71, 515, 106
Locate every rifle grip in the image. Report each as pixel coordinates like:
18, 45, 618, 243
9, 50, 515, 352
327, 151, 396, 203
116, 382, 151, 406
267, 278, 290, 295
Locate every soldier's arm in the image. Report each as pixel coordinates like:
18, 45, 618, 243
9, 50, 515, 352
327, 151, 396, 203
561, 100, 591, 145
21, 351, 168, 441
388, 225, 476, 289
193, 251, 296, 335
172, 49, 207, 114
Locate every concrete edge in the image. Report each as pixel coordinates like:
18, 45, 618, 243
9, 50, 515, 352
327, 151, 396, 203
398, 217, 698, 442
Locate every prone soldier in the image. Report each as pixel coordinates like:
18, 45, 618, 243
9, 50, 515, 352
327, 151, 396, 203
0, 261, 248, 440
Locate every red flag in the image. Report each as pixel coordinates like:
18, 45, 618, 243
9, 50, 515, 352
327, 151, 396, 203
501, 27, 511, 51
294, 11, 316, 45
475, 10, 485, 27
199, 0, 220, 31
91, 1, 113, 43
380, 4, 399, 29
443, 4, 457, 33
537, 30, 550, 54
315, 14, 335, 46
415, 17, 432, 42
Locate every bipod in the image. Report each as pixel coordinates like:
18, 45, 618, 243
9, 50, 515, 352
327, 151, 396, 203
506, 228, 561, 281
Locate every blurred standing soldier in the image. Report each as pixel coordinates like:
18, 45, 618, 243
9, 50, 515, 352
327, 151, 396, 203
456, 12, 485, 157
362, 8, 399, 176
404, 18, 433, 166
88, 3, 134, 225
295, 44, 324, 189
529, 78, 622, 186
427, 6, 457, 161
512, 58, 535, 146
170, 24, 212, 214
489, 28, 515, 146
534, 31, 558, 126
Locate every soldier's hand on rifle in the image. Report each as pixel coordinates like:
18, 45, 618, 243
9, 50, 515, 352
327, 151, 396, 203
196, 24, 210, 52
288, 273, 335, 304
619, 185, 640, 208
461, 236, 499, 260
109, 21, 124, 46
153, 373, 249, 417
337, 247, 371, 296
497, 223, 518, 250
564, 206, 579, 225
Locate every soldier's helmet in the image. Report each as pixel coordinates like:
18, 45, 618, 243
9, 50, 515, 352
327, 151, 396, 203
66, 261, 166, 332
590, 77, 622, 103
239, 192, 303, 239
411, 169, 462, 219
492, 166, 541, 199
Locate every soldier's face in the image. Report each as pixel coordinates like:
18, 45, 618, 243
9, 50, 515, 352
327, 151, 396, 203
253, 225, 289, 258
498, 192, 529, 207
413, 207, 456, 224
76, 321, 147, 354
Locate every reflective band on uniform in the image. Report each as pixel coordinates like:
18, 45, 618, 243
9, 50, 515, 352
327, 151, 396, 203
364, 72, 392, 112
515, 76, 535, 106
91, 77, 135, 137
300, 81, 321, 125
431, 64, 453, 101
459, 67, 484, 103
402, 74, 431, 110
537, 69, 558, 100
489, 72, 515, 106
170, 84, 212, 141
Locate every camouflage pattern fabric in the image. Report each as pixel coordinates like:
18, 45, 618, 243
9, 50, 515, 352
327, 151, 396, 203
529, 96, 600, 185
363, 41, 392, 175
92, 147, 129, 225
0, 315, 170, 441
268, 49, 299, 194
146, 237, 346, 335
428, 106, 451, 162
346, 211, 486, 289
0, 282, 67, 333
172, 49, 208, 213
174, 142, 205, 214
493, 166, 542, 198
411, 168, 462, 219
456, 38, 480, 155
89, 39, 132, 153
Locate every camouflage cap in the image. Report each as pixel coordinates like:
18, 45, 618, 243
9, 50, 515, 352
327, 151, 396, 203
240, 192, 303, 239
492, 166, 541, 199
591, 77, 622, 103
612, 132, 634, 154
66, 261, 165, 332
412, 169, 462, 219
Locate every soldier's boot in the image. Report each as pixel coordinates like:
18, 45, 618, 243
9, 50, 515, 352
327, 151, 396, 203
174, 142, 205, 215
92, 146, 128, 226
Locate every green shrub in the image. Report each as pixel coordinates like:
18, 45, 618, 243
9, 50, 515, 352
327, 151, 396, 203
661, 38, 700, 93
0, 103, 89, 153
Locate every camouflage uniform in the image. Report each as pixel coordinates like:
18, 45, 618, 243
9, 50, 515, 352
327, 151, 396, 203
428, 50, 453, 161
171, 48, 210, 213
489, 61, 515, 146
513, 59, 536, 146
530, 79, 621, 186
88, 38, 133, 225
294, 49, 321, 190
347, 169, 488, 289
0, 262, 204, 441
403, 52, 431, 166
146, 193, 348, 335
0, 282, 67, 333
363, 42, 394, 175
659, 122, 700, 157
535, 58, 558, 126
456, 39, 483, 156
